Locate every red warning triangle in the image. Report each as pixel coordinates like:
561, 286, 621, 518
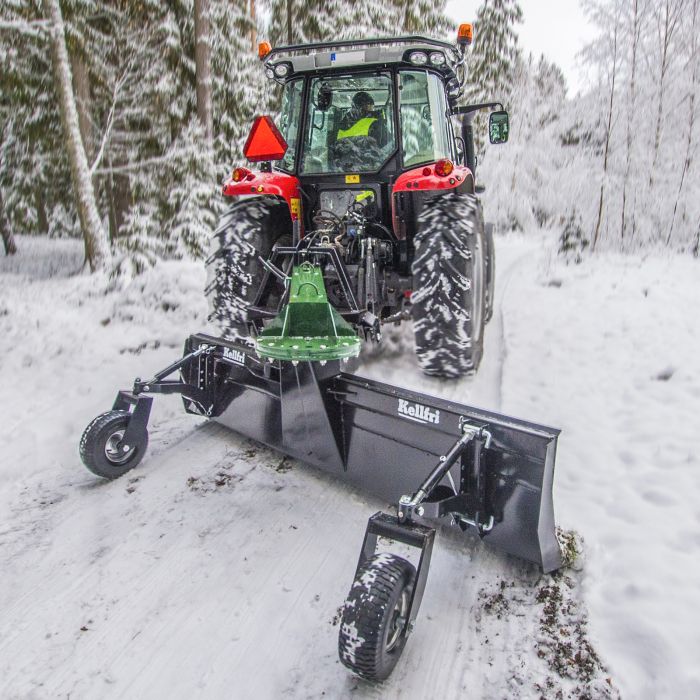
243, 116, 288, 162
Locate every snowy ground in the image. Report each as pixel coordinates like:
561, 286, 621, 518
1, 234, 698, 698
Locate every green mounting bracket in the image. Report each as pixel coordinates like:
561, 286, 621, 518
255, 262, 361, 363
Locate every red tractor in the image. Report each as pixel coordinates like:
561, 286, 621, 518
208, 26, 509, 377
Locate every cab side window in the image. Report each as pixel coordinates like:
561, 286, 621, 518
399, 71, 451, 168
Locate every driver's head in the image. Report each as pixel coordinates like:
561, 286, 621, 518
352, 91, 374, 118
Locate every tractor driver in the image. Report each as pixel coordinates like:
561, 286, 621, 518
336, 91, 388, 149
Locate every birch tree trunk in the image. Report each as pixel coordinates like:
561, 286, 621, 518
41, 0, 109, 271
194, 0, 214, 149
621, 0, 642, 244
0, 188, 17, 256
592, 17, 620, 251
70, 52, 94, 162
649, 0, 681, 190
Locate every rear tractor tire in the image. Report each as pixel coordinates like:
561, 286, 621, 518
79, 410, 148, 479
411, 191, 487, 378
205, 198, 292, 342
338, 553, 416, 682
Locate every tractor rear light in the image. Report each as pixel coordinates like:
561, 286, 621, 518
422, 167, 432, 176
232, 167, 251, 182
457, 24, 473, 46
429, 52, 446, 66
258, 41, 272, 60
434, 160, 454, 177
408, 51, 428, 66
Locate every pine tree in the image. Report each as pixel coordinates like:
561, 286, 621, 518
0, 0, 78, 239
464, 0, 524, 153
268, 0, 451, 45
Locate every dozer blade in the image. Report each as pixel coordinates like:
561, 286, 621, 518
170, 336, 563, 573
256, 262, 360, 363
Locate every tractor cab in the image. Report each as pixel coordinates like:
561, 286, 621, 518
261, 36, 472, 230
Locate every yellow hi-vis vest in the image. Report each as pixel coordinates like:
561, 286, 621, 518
337, 117, 377, 140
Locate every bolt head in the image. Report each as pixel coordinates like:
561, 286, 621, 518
122, 444, 130, 452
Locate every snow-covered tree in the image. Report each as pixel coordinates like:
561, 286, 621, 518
579, 0, 699, 252
268, 0, 451, 45
464, 0, 523, 153
479, 53, 569, 232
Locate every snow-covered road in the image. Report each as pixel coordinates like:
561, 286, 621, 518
2, 234, 697, 698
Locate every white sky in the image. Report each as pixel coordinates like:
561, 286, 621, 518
445, 0, 596, 95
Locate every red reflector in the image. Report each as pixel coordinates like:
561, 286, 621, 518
404, 290, 412, 299
434, 159, 454, 177
422, 167, 432, 176
243, 116, 288, 162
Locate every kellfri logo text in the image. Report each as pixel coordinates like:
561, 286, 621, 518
398, 399, 440, 425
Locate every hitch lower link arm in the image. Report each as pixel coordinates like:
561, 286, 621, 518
397, 422, 492, 525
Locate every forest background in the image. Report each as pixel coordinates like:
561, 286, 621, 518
1, 0, 698, 273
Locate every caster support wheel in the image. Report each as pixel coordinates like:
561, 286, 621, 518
338, 553, 416, 681
80, 410, 148, 479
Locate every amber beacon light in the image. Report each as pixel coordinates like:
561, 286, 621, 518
258, 41, 272, 60
457, 24, 473, 46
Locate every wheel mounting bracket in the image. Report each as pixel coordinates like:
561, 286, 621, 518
355, 512, 435, 635
112, 391, 153, 451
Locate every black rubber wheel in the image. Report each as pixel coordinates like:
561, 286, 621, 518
411, 191, 487, 377
205, 197, 292, 341
79, 410, 148, 479
484, 222, 496, 324
338, 554, 416, 682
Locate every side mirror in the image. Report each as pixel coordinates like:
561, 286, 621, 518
489, 110, 509, 145
317, 83, 332, 112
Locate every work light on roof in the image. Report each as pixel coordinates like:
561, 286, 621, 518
429, 52, 446, 66
408, 51, 428, 66
273, 63, 290, 78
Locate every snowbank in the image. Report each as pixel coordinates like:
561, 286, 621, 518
501, 248, 700, 698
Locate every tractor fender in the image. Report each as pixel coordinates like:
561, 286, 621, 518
222, 169, 302, 225
391, 164, 474, 239
392, 164, 474, 196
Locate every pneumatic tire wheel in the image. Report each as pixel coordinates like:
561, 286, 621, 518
338, 554, 416, 682
205, 197, 292, 342
79, 410, 148, 479
411, 191, 487, 377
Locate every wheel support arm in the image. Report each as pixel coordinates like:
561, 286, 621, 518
355, 512, 435, 635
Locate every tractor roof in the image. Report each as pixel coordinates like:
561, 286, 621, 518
262, 36, 463, 83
